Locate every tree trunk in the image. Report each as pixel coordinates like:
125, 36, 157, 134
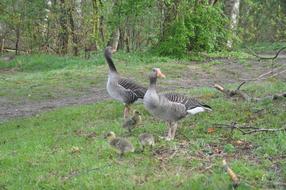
92, 0, 99, 49
15, 27, 20, 55
224, 0, 241, 49
1, 39, 4, 53
111, 28, 120, 50
58, 0, 69, 55
68, 5, 79, 56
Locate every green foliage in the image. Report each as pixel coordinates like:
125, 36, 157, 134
155, 19, 189, 58
155, 2, 229, 57
239, 0, 286, 43
187, 4, 229, 52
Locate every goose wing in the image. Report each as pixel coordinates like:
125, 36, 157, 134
163, 93, 212, 114
118, 78, 147, 99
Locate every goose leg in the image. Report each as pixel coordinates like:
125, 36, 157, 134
166, 122, 173, 141
170, 122, 178, 140
124, 104, 131, 119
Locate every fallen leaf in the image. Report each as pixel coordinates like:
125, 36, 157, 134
207, 128, 216, 133
70, 146, 80, 154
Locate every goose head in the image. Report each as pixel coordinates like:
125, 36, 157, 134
149, 68, 165, 87
133, 110, 141, 116
104, 131, 116, 142
104, 46, 116, 58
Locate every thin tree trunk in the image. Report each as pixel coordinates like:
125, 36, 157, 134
15, 27, 20, 55
1, 39, 4, 53
68, 6, 79, 56
224, 0, 241, 49
99, 15, 105, 42
111, 28, 120, 50
58, 0, 69, 55
92, 0, 99, 49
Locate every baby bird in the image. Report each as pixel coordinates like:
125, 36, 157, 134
138, 133, 155, 152
105, 131, 134, 157
122, 110, 142, 133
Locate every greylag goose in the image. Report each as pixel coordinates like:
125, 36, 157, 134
122, 110, 142, 133
105, 131, 134, 157
144, 68, 212, 141
138, 133, 155, 152
104, 46, 147, 119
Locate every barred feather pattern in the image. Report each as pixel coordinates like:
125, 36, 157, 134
118, 78, 147, 103
163, 93, 211, 110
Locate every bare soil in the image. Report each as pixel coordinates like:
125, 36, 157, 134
1, 56, 285, 123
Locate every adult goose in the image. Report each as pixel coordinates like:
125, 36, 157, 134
144, 68, 212, 141
104, 46, 147, 119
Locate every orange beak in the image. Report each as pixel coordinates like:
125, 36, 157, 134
156, 68, 166, 78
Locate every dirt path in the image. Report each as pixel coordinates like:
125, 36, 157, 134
1, 56, 285, 123
0, 89, 109, 123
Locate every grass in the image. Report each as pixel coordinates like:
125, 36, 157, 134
0, 53, 183, 103
0, 51, 286, 189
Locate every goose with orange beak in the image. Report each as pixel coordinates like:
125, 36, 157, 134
104, 46, 147, 119
143, 68, 212, 140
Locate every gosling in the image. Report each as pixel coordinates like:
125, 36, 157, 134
122, 110, 142, 133
105, 131, 134, 157
138, 133, 155, 152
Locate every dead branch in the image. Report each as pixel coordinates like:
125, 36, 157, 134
214, 83, 286, 102
241, 127, 286, 134
214, 83, 251, 101
252, 92, 286, 102
236, 81, 246, 91
244, 45, 286, 60
213, 123, 286, 135
241, 68, 286, 82
222, 159, 239, 188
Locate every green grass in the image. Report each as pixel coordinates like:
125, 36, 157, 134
0, 52, 185, 103
0, 82, 285, 189
1, 52, 286, 189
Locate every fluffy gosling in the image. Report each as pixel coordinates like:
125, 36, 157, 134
138, 133, 155, 152
122, 110, 142, 133
105, 131, 134, 157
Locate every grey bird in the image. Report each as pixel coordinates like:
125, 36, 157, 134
138, 133, 155, 152
122, 110, 142, 133
143, 68, 212, 141
105, 131, 135, 157
104, 46, 147, 119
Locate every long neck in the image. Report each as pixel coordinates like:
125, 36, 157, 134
104, 52, 117, 73
149, 76, 157, 90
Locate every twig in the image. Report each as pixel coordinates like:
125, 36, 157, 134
244, 45, 286, 60
240, 68, 286, 82
222, 159, 239, 188
236, 81, 246, 91
213, 123, 286, 135
241, 127, 286, 134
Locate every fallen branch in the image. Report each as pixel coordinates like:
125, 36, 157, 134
244, 45, 286, 60
213, 123, 286, 135
214, 83, 286, 102
241, 127, 286, 134
214, 83, 251, 101
241, 68, 286, 82
222, 159, 239, 188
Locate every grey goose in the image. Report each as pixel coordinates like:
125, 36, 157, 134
143, 68, 212, 140
104, 46, 147, 119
